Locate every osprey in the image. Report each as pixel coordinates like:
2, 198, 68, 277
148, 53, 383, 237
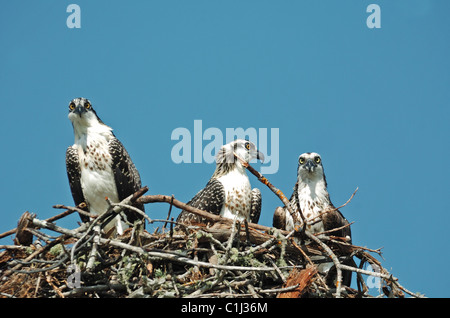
177, 139, 264, 226
273, 152, 352, 286
65, 97, 144, 236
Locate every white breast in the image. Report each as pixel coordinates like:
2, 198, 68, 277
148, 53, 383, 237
298, 184, 328, 233
285, 178, 330, 234
217, 168, 252, 221
291, 178, 333, 274
74, 130, 124, 234
78, 138, 117, 211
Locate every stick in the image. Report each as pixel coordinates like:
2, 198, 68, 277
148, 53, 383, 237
0, 235, 67, 278
233, 152, 301, 224
163, 195, 175, 230
309, 188, 358, 226
0, 203, 90, 241
27, 215, 277, 273
137, 194, 284, 234
304, 230, 343, 298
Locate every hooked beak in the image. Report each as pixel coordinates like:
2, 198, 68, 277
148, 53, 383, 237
304, 159, 317, 172
253, 150, 265, 163
73, 105, 86, 117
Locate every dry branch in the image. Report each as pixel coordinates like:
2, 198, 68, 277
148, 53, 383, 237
234, 152, 302, 224
0, 179, 423, 298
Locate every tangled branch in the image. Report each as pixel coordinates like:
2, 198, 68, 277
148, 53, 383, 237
0, 167, 423, 298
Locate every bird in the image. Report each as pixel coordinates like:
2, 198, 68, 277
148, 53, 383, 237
65, 97, 145, 236
273, 152, 353, 286
177, 139, 264, 226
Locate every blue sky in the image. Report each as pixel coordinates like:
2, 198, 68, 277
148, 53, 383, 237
1, 1, 449, 297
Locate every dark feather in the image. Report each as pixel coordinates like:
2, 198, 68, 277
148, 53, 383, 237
250, 188, 262, 224
272, 182, 298, 230
322, 208, 351, 242
321, 202, 353, 287
272, 206, 287, 230
108, 137, 145, 224
177, 179, 225, 225
65, 146, 89, 223
322, 207, 353, 287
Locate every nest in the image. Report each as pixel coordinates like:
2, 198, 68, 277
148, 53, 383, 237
0, 188, 421, 298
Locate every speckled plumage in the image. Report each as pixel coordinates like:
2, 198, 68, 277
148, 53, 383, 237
272, 152, 352, 286
65, 97, 144, 236
177, 140, 263, 226
273, 153, 350, 239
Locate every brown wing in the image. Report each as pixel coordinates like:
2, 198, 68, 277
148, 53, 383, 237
176, 179, 225, 225
249, 188, 262, 224
66, 146, 89, 223
322, 208, 351, 242
273, 206, 287, 230
108, 137, 145, 225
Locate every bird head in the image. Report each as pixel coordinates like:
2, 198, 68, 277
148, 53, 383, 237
297, 152, 325, 181
217, 139, 265, 165
68, 97, 104, 127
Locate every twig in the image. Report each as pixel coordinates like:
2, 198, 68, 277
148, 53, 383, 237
2, 183, 423, 299
0, 202, 89, 241
0, 245, 28, 250
86, 225, 101, 272
0, 235, 67, 278
137, 194, 287, 235
52, 203, 94, 221
27, 215, 276, 273
309, 188, 358, 226
45, 273, 65, 298
314, 222, 354, 237
60, 283, 126, 297
163, 195, 175, 230
233, 152, 301, 224
110, 202, 151, 225
258, 284, 300, 294
304, 230, 343, 298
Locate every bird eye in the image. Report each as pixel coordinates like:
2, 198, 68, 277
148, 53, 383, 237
69, 102, 75, 110
245, 142, 250, 150
314, 156, 321, 164
299, 157, 305, 164
85, 102, 91, 109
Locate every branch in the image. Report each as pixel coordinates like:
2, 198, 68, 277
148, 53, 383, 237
304, 230, 343, 298
233, 152, 302, 224
27, 215, 277, 274
0, 202, 90, 241
309, 187, 358, 226
137, 194, 285, 235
